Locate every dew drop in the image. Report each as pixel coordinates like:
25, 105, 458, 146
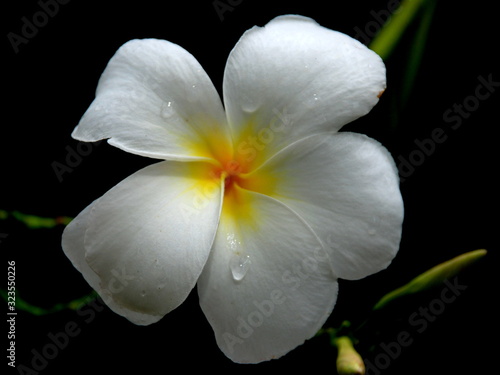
306, 93, 320, 109
240, 93, 261, 114
230, 254, 251, 281
186, 84, 199, 103
368, 217, 380, 236
160, 100, 174, 120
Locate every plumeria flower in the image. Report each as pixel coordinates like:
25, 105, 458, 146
62, 15, 404, 363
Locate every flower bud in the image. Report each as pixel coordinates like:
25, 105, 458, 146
373, 249, 487, 310
334, 336, 365, 375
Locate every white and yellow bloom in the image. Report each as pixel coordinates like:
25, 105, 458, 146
62, 15, 403, 363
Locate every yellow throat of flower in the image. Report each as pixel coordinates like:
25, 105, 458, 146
184, 120, 280, 226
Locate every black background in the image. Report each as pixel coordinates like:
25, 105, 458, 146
2, 0, 498, 374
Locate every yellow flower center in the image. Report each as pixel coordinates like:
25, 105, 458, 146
210, 149, 261, 226
184, 121, 279, 226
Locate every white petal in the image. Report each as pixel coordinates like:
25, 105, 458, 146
73, 39, 230, 161
62, 199, 161, 325
246, 132, 403, 280
62, 161, 223, 324
197, 189, 338, 363
223, 15, 385, 166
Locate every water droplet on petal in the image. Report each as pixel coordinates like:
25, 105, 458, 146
230, 254, 251, 281
306, 93, 320, 109
160, 100, 174, 120
186, 84, 199, 103
368, 216, 380, 235
240, 93, 261, 114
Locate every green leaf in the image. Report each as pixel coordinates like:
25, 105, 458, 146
373, 249, 487, 310
0, 209, 72, 229
369, 0, 428, 61
400, 0, 436, 107
1, 289, 97, 315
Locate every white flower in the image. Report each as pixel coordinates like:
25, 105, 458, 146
62, 15, 403, 363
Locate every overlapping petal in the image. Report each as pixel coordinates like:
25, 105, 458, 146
62, 14, 403, 364
197, 189, 338, 363
223, 15, 386, 168
62, 161, 223, 324
244, 132, 404, 280
72, 39, 231, 162
62, 199, 164, 325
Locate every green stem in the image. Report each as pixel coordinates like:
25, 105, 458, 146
0, 209, 72, 229
1, 289, 97, 315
